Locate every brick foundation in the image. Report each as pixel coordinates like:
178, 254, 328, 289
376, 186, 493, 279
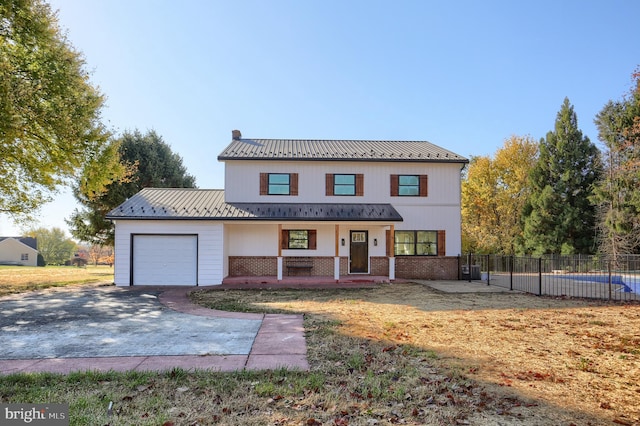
394, 256, 459, 280
228, 256, 460, 280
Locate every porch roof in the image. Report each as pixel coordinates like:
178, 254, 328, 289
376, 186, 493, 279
106, 188, 403, 222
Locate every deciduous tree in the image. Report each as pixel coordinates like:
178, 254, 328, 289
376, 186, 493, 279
0, 0, 126, 219
25, 227, 76, 265
592, 68, 640, 257
521, 98, 602, 255
462, 135, 538, 254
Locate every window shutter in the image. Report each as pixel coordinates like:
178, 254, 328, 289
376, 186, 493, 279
290, 173, 298, 196
390, 175, 399, 196
309, 230, 317, 250
355, 174, 364, 196
437, 230, 446, 256
281, 230, 289, 250
260, 173, 268, 195
326, 174, 334, 196
386, 230, 392, 256
419, 175, 428, 197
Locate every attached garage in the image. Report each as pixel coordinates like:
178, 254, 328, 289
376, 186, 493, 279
132, 234, 198, 286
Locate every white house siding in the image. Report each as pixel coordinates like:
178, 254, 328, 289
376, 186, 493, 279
224, 160, 462, 206
225, 222, 390, 258
223, 160, 463, 257
113, 220, 223, 286
0, 239, 38, 266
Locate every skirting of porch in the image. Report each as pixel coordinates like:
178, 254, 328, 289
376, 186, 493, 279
221, 275, 403, 288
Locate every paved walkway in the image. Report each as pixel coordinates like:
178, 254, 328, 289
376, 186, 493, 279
0, 286, 308, 375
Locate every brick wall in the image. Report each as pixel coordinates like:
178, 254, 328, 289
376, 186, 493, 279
229, 255, 460, 280
395, 256, 459, 280
229, 256, 277, 276
370, 256, 389, 275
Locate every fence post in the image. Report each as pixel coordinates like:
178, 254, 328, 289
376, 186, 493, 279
468, 253, 472, 283
487, 254, 490, 285
608, 260, 612, 301
509, 255, 513, 291
538, 257, 542, 296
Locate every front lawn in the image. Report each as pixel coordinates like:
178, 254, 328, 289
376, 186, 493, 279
0, 265, 114, 297
2, 283, 637, 425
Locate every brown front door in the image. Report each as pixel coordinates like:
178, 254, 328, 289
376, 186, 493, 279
350, 231, 368, 273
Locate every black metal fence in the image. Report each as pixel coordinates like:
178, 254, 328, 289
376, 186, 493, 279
462, 254, 640, 301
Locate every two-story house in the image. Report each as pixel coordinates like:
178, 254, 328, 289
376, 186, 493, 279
107, 131, 468, 286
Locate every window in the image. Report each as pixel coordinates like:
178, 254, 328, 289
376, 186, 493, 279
288, 230, 308, 249
281, 229, 317, 250
260, 173, 298, 195
390, 175, 428, 196
326, 174, 364, 196
334, 174, 355, 195
398, 175, 419, 196
21, 253, 29, 261
394, 231, 437, 256
268, 173, 290, 195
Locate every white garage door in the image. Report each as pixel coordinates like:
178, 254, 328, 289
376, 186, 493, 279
133, 235, 197, 285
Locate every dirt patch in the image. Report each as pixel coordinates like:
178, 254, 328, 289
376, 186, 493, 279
193, 282, 640, 425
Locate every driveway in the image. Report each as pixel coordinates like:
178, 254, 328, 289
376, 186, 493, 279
0, 286, 308, 374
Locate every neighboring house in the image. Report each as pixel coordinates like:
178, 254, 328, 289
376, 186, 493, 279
0, 237, 38, 266
107, 131, 468, 286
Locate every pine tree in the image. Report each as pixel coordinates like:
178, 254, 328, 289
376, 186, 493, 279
521, 98, 602, 254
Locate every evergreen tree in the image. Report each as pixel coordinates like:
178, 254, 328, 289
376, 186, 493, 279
521, 98, 602, 255
68, 130, 197, 245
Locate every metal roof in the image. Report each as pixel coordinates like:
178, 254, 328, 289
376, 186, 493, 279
217, 138, 468, 163
106, 188, 403, 222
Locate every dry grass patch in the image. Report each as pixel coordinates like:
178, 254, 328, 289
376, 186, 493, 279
192, 283, 640, 425
0, 266, 114, 297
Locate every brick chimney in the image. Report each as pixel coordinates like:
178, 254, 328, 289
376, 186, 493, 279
232, 129, 242, 140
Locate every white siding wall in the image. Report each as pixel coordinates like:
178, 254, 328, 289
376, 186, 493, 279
223, 160, 463, 256
225, 223, 389, 258
113, 220, 223, 286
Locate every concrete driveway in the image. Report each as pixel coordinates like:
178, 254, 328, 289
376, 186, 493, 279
0, 285, 308, 374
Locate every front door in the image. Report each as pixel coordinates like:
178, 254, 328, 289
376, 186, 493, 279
350, 231, 368, 273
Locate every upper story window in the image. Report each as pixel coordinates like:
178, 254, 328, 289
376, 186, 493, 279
390, 174, 428, 197
21, 253, 29, 261
326, 174, 364, 196
260, 173, 298, 196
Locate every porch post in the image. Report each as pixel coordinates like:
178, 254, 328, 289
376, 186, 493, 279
389, 224, 395, 281
334, 224, 340, 281
277, 224, 283, 281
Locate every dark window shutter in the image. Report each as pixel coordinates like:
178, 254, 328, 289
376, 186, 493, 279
355, 174, 364, 196
437, 230, 446, 256
326, 174, 334, 196
290, 173, 298, 196
390, 175, 399, 196
419, 175, 428, 197
260, 173, 268, 195
309, 230, 317, 250
386, 230, 392, 256
281, 230, 289, 250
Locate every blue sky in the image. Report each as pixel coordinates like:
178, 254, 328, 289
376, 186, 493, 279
2, 0, 639, 237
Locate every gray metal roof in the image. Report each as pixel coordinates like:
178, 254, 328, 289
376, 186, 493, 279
217, 138, 468, 163
106, 188, 403, 222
